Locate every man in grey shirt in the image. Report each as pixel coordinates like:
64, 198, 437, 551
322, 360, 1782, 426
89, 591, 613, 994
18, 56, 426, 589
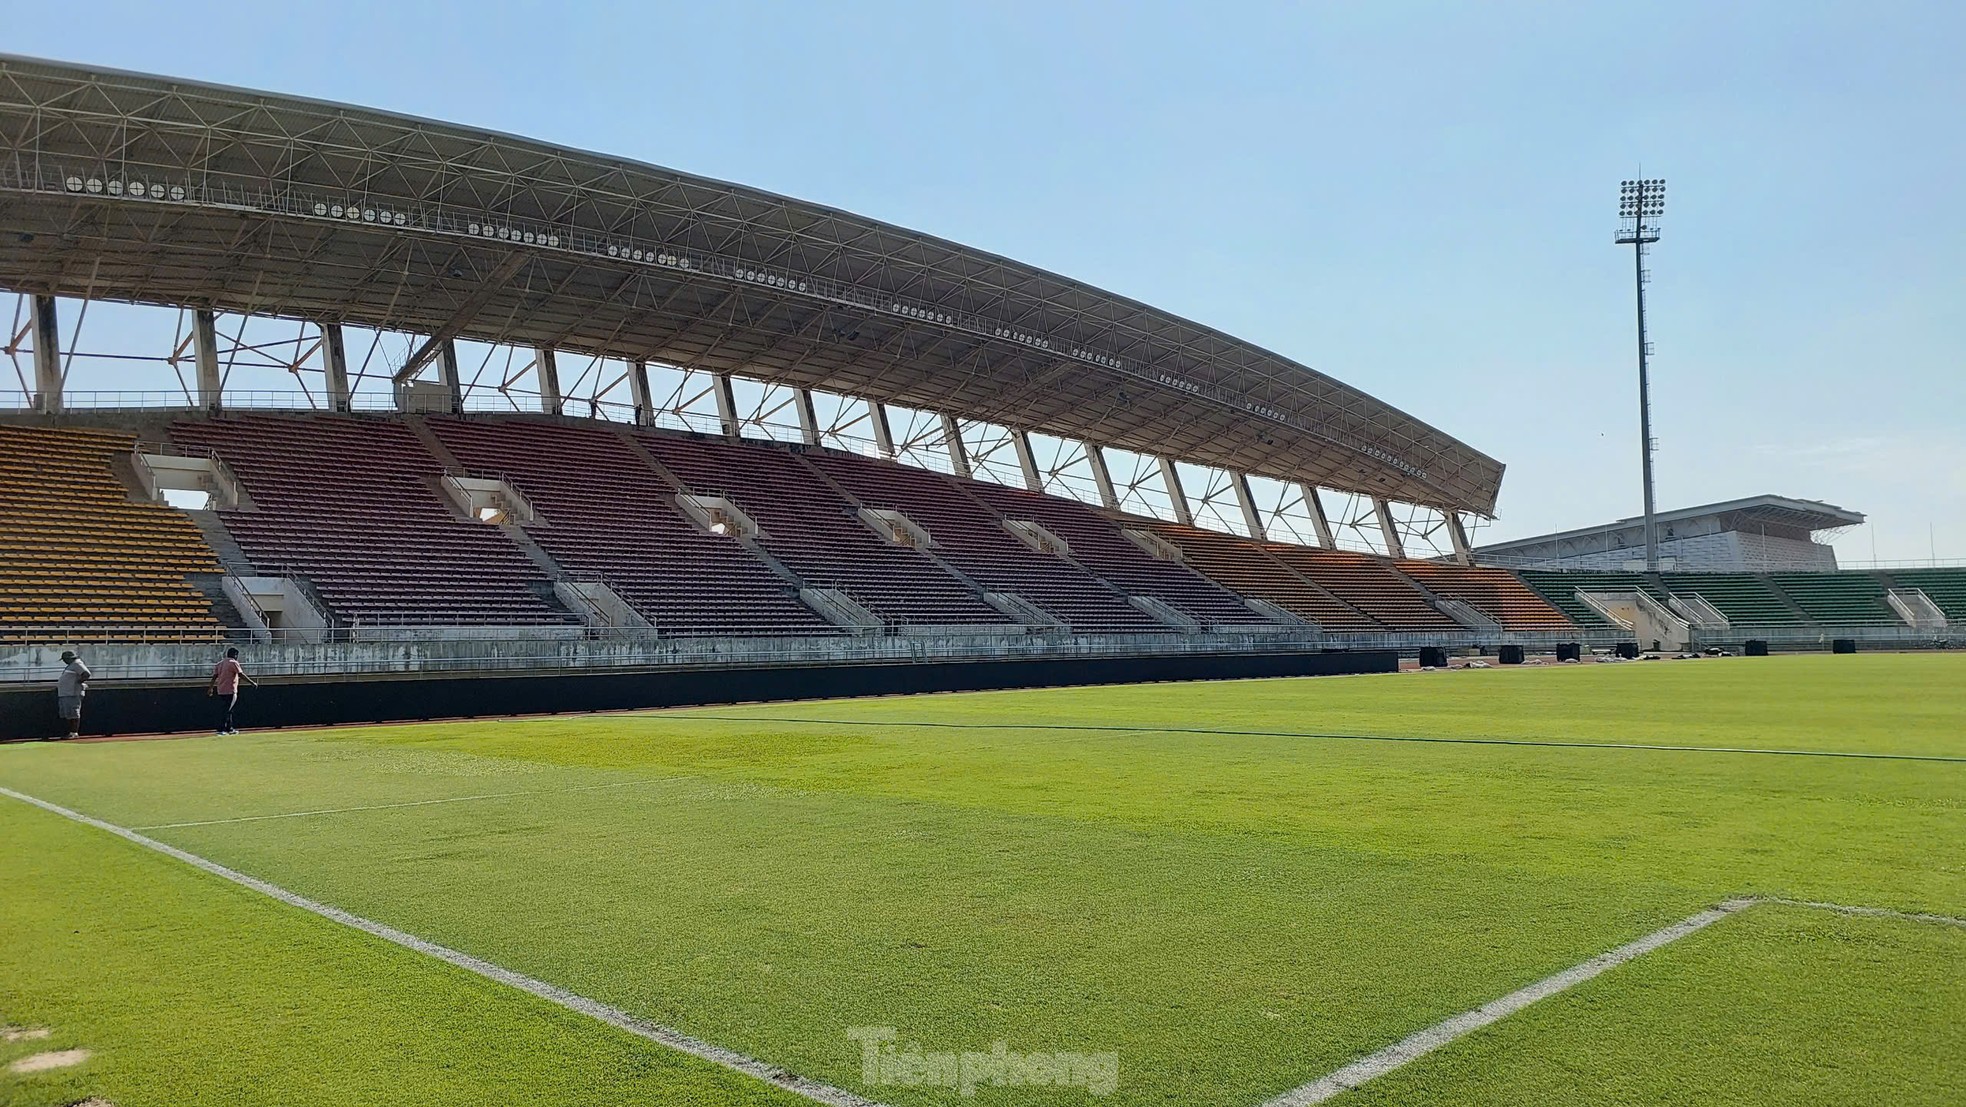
55, 650, 90, 740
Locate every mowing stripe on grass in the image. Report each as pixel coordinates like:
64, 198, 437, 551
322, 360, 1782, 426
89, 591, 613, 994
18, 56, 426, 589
131, 775, 684, 830
680, 716, 1966, 763
1260, 898, 1759, 1106
0, 784, 891, 1107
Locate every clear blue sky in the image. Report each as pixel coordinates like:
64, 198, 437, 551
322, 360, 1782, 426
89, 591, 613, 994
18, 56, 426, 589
10, 1, 1963, 561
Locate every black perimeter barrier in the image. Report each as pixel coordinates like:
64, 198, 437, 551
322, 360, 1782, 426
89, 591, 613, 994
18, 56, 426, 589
0, 649, 1396, 741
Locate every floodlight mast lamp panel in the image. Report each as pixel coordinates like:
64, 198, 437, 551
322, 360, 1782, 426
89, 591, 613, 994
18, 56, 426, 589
1616, 176, 1666, 573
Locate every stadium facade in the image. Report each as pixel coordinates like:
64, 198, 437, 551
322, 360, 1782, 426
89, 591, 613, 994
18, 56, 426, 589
0, 57, 1957, 735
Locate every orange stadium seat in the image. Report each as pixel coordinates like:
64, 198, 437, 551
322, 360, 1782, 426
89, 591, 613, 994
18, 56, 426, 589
1395, 562, 1576, 631
0, 424, 224, 641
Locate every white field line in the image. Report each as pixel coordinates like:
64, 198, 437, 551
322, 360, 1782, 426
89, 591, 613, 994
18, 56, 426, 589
1262, 898, 1759, 1107
6, 780, 1960, 1107
1265, 892, 1966, 1106
0, 784, 890, 1107
1765, 897, 1966, 928
131, 776, 684, 830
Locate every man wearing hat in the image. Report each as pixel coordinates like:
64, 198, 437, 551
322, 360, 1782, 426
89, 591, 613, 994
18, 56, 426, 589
55, 650, 91, 740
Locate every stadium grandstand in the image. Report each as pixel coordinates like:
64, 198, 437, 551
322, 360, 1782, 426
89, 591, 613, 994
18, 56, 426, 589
1473, 494, 1865, 572
0, 55, 1957, 735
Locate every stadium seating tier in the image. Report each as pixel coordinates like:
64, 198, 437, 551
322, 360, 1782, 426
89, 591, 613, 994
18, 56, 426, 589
170, 416, 569, 626
0, 425, 223, 640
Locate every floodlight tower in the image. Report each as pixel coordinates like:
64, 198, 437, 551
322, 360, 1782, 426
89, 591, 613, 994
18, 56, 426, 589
1617, 177, 1666, 573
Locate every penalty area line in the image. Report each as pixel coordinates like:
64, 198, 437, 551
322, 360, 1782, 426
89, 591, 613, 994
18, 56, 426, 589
0, 784, 892, 1107
1262, 898, 1759, 1107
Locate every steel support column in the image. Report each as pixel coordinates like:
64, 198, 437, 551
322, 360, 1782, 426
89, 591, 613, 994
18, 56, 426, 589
1085, 442, 1119, 509
1448, 512, 1473, 565
628, 359, 653, 426
436, 339, 462, 412
1231, 473, 1265, 540
30, 295, 61, 413
868, 401, 895, 458
1300, 482, 1335, 548
794, 388, 820, 446
1159, 457, 1193, 526
1012, 431, 1043, 491
712, 372, 739, 438
535, 346, 562, 416
1373, 497, 1406, 559
940, 413, 971, 478
192, 309, 224, 412
322, 323, 352, 413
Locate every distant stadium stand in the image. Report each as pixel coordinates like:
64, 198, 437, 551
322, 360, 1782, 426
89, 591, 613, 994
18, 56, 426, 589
1146, 522, 1380, 630
1515, 571, 1669, 628
170, 416, 570, 626
1658, 572, 1806, 626
0, 425, 222, 640
805, 451, 1163, 632
1395, 562, 1574, 631
1264, 546, 1461, 631
1887, 569, 1966, 621
1766, 572, 1902, 627
959, 482, 1269, 628
630, 432, 1007, 629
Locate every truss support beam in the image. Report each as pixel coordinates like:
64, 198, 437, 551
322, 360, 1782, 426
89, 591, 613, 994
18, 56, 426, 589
192, 309, 224, 412
940, 413, 971, 478
391, 251, 529, 383
712, 372, 739, 438
628, 360, 653, 426
1373, 497, 1407, 559
1448, 511, 1473, 565
1012, 431, 1043, 491
794, 388, 820, 446
30, 294, 61, 413
322, 323, 352, 413
1299, 483, 1335, 548
869, 400, 895, 458
1232, 473, 1266, 541
1085, 442, 1119, 510
1159, 457, 1193, 526
535, 347, 563, 416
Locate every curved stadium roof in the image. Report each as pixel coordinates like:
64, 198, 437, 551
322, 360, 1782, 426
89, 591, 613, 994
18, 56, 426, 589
0, 54, 1504, 514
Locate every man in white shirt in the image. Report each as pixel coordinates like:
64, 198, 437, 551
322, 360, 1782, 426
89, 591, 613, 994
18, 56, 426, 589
55, 650, 91, 740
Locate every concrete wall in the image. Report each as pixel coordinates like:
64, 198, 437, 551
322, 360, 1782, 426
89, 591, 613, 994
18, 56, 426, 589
0, 647, 1396, 740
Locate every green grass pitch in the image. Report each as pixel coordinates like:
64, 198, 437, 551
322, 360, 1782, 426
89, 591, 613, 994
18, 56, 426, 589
2, 653, 1961, 1105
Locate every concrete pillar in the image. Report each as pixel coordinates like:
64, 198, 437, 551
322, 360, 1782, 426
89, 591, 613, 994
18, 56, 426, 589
628, 359, 654, 426
1085, 442, 1119, 509
869, 400, 895, 458
712, 372, 739, 438
436, 339, 463, 412
940, 413, 971, 478
535, 346, 562, 416
1300, 482, 1335, 548
322, 323, 352, 413
1158, 457, 1193, 526
30, 295, 61, 413
193, 309, 224, 412
1373, 497, 1407, 559
1449, 511, 1474, 565
1232, 473, 1266, 541
1012, 431, 1043, 492
794, 388, 820, 446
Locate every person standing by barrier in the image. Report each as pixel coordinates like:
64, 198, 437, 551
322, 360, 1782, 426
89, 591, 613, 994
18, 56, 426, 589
54, 650, 90, 740
208, 647, 257, 735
